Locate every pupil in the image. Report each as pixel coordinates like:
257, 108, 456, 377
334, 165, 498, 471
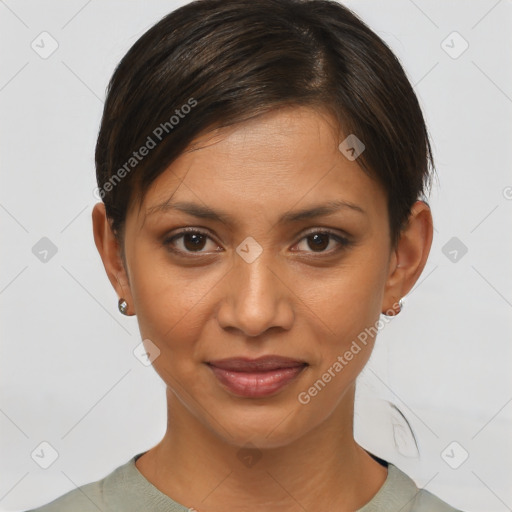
309, 233, 328, 251
185, 233, 205, 251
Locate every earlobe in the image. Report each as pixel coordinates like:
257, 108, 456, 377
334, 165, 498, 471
381, 200, 433, 315
92, 203, 135, 315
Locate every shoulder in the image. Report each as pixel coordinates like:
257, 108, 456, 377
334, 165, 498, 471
24, 455, 141, 512
358, 462, 464, 512
411, 487, 464, 511
386, 463, 464, 512
24, 478, 107, 512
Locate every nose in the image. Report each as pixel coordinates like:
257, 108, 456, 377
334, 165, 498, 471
215, 248, 294, 338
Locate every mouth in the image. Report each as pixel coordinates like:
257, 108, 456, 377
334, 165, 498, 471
206, 356, 308, 398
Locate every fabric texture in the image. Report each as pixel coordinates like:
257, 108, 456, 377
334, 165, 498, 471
26, 451, 463, 512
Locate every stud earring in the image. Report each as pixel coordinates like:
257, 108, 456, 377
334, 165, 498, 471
118, 298, 129, 315
383, 298, 404, 317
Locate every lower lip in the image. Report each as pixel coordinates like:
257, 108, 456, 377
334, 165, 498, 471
208, 364, 306, 398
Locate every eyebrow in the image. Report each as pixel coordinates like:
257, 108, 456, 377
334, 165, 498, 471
145, 198, 366, 226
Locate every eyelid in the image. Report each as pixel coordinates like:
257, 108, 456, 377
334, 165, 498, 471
300, 227, 352, 241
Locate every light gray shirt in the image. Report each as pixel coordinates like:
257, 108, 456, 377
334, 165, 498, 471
26, 452, 463, 511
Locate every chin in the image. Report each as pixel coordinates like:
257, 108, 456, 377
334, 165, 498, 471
206, 403, 312, 450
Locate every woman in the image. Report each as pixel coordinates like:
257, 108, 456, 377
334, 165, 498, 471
28, 0, 463, 510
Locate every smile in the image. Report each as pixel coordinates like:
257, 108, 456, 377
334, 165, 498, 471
206, 356, 308, 398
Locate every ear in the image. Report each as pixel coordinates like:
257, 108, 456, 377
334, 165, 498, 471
381, 200, 433, 315
92, 202, 135, 316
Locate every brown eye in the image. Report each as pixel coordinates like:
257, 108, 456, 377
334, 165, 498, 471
164, 229, 220, 255
293, 230, 352, 255
181, 232, 207, 251
306, 232, 330, 252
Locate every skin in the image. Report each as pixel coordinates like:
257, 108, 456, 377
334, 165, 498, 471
92, 106, 433, 511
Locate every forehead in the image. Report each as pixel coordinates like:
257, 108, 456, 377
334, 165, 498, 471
131, 106, 386, 229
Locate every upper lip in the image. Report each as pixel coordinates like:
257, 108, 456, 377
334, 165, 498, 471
207, 356, 307, 372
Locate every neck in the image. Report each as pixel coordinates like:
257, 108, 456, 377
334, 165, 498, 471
136, 383, 387, 512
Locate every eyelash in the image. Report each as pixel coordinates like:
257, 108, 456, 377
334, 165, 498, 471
163, 227, 353, 257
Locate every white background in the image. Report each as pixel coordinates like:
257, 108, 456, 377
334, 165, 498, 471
1, 1, 511, 511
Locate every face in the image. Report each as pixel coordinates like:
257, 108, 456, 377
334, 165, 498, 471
102, 106, 401, 448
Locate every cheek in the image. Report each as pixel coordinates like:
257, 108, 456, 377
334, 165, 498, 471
296, 292, 380, 413
315, 258, 386, 339
127, 251, 208, 345
301, 256, 386, 389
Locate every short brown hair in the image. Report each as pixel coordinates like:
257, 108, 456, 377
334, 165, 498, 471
95, 0, 435, 252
